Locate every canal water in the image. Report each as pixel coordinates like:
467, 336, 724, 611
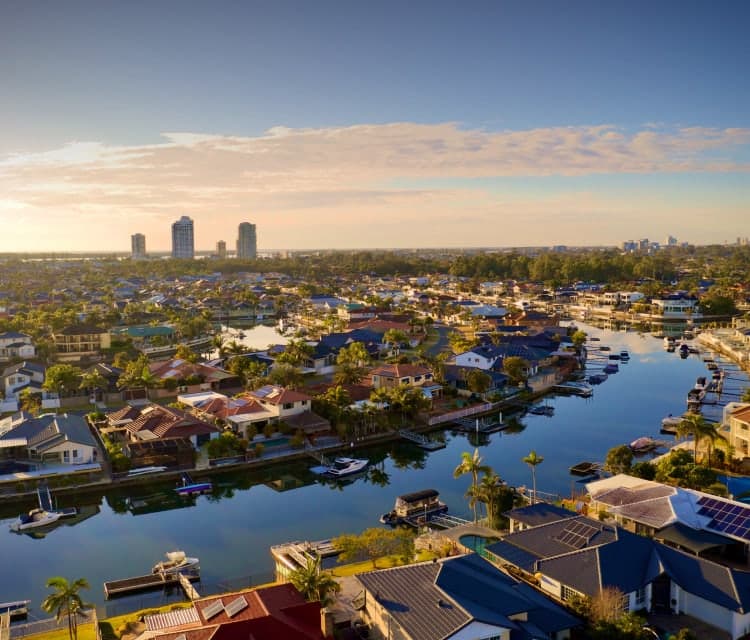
2, 324, 748, 616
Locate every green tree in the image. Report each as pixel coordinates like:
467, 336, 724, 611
19, 388, 42, 416
630, 461, 656, 480
174, 343, 199, 363
522, 450, 544, 504
465, 369, 492, 395
78, 371, 108, 397
276, 338, 314, 367
288, 554, 341, 606
453, 449, 491, 522
267, 363, 303, 389
502, 356, 530, 387
604, 445, 633, 475
571, 329, 588, 349
333, 528, 414, 569
741, 387, 750, 403
43, 364, 83, 397
382, 329, 409, 348
41, 577, 91, 640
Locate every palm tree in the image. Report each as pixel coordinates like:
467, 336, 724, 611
453, 449, 491, 522
41, 576, 91, 640
477, 471, 505, 527
289, 554, 341, 606
696, 420, 727, 467
522, 450, 544, 504
677, 413, 712, 462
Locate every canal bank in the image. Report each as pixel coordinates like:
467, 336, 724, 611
1, 323, 748, 614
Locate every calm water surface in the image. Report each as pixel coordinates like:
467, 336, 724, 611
2, 325, 748, 614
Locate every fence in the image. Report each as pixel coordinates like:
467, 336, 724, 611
427, 402, 501, 426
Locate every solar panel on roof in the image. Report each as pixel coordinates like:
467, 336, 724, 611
224, 596, 248, 618
202, 600, 224, 620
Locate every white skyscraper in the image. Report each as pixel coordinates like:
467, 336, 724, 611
171, 216, 194, 259
236, 222, 257, 259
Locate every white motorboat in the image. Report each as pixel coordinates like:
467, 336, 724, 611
152, 550, 200, 574
324, 457, 369, 478
9, 508, 62, 532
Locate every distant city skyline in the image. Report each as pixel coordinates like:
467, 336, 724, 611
1, 1, 748, 252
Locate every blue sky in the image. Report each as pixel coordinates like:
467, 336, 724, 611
1, 0, 748, 251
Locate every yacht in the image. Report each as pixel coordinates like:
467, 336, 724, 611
324, 457, 369, 478
380, 489, 448, 525
9, 508, 62, 532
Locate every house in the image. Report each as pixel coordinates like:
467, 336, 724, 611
722, 403, 750, 459
355, 554, 579, 640
652, 295, 701, 319
0, 413, 98, 465
105, 403, 220, 448
148, 358, 240, 393
0, 331, 35, 361
442, 365, 507, 396
2, 361, 46, 399
139, 583, 328, 640
52, 324, 111, 362
486, 501, 750, 639
369, 364, 434, 390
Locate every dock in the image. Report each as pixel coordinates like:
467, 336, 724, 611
398, 429, 446, 450
270, 539, 340, 581
103, 571, 199, 599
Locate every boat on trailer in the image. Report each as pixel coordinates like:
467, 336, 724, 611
380, 489, 448, 526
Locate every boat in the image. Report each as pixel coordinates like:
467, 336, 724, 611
127, 466, 168, 477
608, 354, 621, 361
529, 404, 554, 416
619, 350, 630, 360
553, 381, 594, 397
0, 600, 31, 619
9, 508, 62, 532
324, 457, 369, 478
661, 415, 684, 434
695, 377, 707, 392
588, 373, 608, 384
151, 550, 199, 575
603, 363, 619, 374
599, 346, 611, 351
629, 437, 666, 453
380, 489, 448, 526
175, 472, 213, 495
569, 461, 601, 476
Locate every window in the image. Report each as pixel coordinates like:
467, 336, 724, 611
635, 587, 646, 607
72, 449, 79, 459
63, 451, 70, 462
301, 400, 307, 406
283, 402, 293, 409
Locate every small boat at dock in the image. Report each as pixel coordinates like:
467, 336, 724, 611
619, 350, 630, 360
380, 489, 448, 526
152, 550, 199, 575
661, 415, 684, 434
588, 373, 608, 384
629, 437, 666, 453
9, 484, 77, 532
603, 363, 619, 374
175, 472, 213, 495
529, 404, 554, 416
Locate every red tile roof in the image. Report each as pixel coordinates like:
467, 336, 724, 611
370, 364, 432, 378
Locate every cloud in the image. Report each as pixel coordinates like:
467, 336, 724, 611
0, 122, 749, 251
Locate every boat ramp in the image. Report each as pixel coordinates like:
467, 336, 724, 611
398, 429, 446, 450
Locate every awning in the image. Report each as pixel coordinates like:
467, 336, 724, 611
656, 522, 733, 553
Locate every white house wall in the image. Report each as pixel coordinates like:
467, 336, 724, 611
678, 588, 734, 638
732, 610, 750, 640
448, 620, 509, 640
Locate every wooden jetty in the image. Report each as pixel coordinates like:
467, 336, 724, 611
103, 571, 199, 599
398, 429, 446, 450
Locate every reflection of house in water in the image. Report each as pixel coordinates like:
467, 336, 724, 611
265, 474, 311, 492
125, 490, 198, 516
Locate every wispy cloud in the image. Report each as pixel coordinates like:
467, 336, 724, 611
0, 122, 748, 251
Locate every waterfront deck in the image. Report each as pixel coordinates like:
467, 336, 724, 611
399, 429, 446, 450
103, 571, 199, 599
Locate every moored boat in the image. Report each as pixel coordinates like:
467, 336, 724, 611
619, 350, 630, 360
175, 472, 213, 495
324, 457, 369, 478
0, 599, 31, 618
380, 489, 448, 525
9, 508, 62, 532
152, 550, 199, 574
603, 363, 619, 374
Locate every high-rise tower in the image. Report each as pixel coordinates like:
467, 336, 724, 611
131, 233, 146, 259
171, 216, 195, 259
236, 222, 257, 259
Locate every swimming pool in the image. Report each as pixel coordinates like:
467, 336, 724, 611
459, 534, 500, 553
718, 475, 750, 501
259, 437, 291, 448
0, 461, 36, 475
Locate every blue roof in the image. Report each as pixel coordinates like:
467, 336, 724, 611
485, 540, 540, 573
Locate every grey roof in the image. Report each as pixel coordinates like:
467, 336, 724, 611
655, 522, 734, 553
594, 484, 675, 507
488, 516, 618, 559
2, 361, 45, 377
2, 414, 95, 450
505, 502, 577, 528
358, 562, 470, 640
358, 555, 579, 640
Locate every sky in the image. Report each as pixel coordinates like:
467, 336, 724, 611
1, 0, 749, 253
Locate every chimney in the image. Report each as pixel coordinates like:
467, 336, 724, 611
320, 606, 335, 639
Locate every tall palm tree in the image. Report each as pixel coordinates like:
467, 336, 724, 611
41, 577, 90, 640
677, 413, 712, 462
453, 449, 491, 522
289, 554, 341, 606
522, 450, 544, 504
477, 471, 505, 528
696, 420, 727, 467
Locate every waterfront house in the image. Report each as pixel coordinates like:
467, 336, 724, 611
105, 403, 220, 448
0, 331, 35, 362
139, 582, 328, 640
355, 553, 579, 640
651, 295, 701, 320
724, 403, 750, 458
369, 363, 434, 390
0, 413, 98, 465
485, 503, 750, 639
